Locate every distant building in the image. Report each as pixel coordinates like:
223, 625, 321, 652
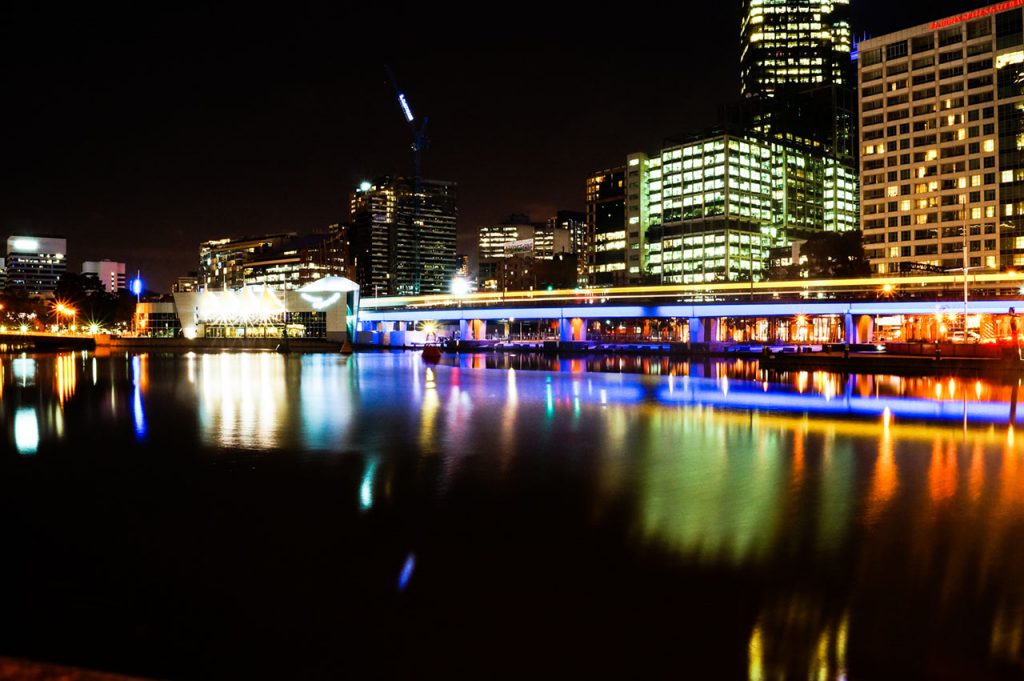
455, 253, 470, 278
533, 222, 573, 258
82, 260, 126, 294
350, 177, 457, 296
241, 230, 348, 290
198, 234, 296, 290
548, 210, 585, 250
5, 236, 67, 294
172, 276, 199, 293
497, 252, 577, 292
197, 229, 346, 292
478, 218, 536, 286
585, 167, 627, 286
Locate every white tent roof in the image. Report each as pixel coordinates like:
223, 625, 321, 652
297, 276, 360, 293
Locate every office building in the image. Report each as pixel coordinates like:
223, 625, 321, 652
241, 230, 348, 290
586, 167, 627, 286
644, 134, 774, 283
172, 276, 198, 293
350, 177, 458, 296
82, 260, 126, 294
582, 0, 858, 286
198, 234, 295, 290
547, 211, 586, 281
5, 236, 67, 294
740, 0, 853, 98
533, 223, 573, 258
858, 0, 1022, 273
478, 218, 536, 285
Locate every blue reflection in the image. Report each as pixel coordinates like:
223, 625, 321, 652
360, 457, 378, 511
654, 378, 1018, 423
398, 553, 416, 592
132, 356, 146, 438
15, 407, 39, 455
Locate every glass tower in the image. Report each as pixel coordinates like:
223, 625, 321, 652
740, 0, 853, 98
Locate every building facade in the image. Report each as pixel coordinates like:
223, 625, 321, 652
586, 167, 627, 286
82, 260, 126, 294
198, 234, 296, 290
240, 230, 348, 290
858, 1, 1023, 274
350, 177, 457, 296
165, 277, 359, 341
5, 236, 67, 294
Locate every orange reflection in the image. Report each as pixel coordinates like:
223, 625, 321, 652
54, 352, 77, 406
927, 437, 958, 504
867, 409, 897, 520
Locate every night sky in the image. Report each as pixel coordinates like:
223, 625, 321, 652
0, 0, 1000, 289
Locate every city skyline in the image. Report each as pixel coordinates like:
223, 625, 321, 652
1, 0, 999, 289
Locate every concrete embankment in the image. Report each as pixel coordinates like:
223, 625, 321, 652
94, 336, 342, 352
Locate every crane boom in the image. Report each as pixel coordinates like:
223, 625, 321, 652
383, 65, 430, 294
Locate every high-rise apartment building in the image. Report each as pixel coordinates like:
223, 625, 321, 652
740, 0, 853, 98
82, 260, 126, 294
585, 167, 627, 286
858, 1, 1023, 274
5, 236, 67, 294
350, 177, 457, 296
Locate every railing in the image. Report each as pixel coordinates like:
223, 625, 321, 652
361, 272, 1024, 312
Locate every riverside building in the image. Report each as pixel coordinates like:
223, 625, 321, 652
858, 0, 1024, 274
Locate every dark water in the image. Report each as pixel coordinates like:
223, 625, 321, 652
2, 351, 1024, 679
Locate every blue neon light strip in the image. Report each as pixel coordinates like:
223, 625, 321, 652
358, 299, 1024, 323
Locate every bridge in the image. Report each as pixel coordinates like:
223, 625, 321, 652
357, 272, 1024, 346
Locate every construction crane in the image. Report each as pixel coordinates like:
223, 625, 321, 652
384, 65, 429, 295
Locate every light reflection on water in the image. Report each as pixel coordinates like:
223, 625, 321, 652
2, 350, 1024, 677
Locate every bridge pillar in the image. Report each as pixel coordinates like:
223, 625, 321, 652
844, 314, 875, 343
704, 318, 720, 343
559, 318, 586, 342
688, 317, 703, 343
376, 321, 394, 333
468, 319, 486, 341
857, 315, 874, 344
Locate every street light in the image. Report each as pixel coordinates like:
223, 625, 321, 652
54, 302, 76, 332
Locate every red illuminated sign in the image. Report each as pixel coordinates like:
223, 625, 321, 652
929, 0, 1024, 30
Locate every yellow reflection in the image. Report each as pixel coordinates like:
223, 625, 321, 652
639, 408, 785, 566
991, 605, 1024, 663
748, 624, 764, 681
54, 352, 77, 406
418, 366, 440, 454
198, 353, 287, 448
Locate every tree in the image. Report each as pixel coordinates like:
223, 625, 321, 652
801, 231, 872, 279
52, 273, 119, 326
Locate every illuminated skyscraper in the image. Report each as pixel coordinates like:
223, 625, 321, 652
350, 177, 457, 296
740, 0, 853, 98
